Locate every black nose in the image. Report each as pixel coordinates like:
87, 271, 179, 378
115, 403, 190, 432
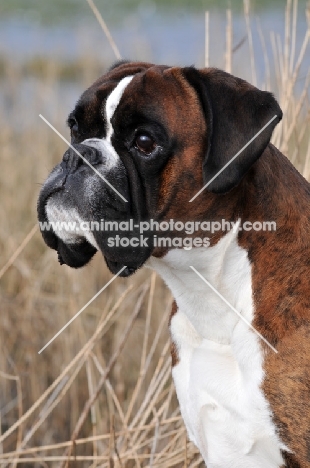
62, 143, 101, 172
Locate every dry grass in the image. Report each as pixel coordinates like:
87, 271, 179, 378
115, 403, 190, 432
0, 0, 310, 466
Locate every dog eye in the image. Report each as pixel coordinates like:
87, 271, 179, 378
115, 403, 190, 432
135, 133, 157, 155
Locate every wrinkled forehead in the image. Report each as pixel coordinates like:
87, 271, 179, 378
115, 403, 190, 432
108, 66, 204, 134
72, 64, 158, 123
73, 64, 205, 140
83, 62, 159, 103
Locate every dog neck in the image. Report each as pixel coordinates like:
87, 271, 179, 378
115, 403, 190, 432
147, 225, 253, 345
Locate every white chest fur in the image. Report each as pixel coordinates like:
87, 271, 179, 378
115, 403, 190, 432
147, 229, 284, 468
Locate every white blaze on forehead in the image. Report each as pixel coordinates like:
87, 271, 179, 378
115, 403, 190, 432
81, 75, 134, 171
105, 75, 134, 142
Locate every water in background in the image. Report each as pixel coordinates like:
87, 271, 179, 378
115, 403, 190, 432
0, 0, 309, 126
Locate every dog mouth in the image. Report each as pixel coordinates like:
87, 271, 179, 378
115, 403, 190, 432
53, 234, 142, 276
45, 222, 148, 276
38, 196, 98, 270
37, 182, 149, 276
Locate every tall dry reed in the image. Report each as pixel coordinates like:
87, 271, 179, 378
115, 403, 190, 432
0, 0, 309, 466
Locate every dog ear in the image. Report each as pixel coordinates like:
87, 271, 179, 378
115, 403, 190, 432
183, 67, 282, 193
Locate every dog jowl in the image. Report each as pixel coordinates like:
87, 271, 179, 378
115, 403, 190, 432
38, 61, 310, 467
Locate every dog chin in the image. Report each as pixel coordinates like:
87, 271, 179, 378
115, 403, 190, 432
104, 258, 140, 277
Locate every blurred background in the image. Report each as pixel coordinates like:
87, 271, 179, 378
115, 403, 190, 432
0, 0, 309, 466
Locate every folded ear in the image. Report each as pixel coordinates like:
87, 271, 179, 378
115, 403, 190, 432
183, 67, 282, 193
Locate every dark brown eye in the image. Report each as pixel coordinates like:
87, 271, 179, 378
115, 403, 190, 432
135, 133, 157, 155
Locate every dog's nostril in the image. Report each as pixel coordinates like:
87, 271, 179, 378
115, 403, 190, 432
75, 145, 101, 166
87, 148, 99, 165
62, 145, 101, 171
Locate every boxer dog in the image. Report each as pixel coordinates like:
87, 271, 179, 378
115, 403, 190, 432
38, 61, 310, 467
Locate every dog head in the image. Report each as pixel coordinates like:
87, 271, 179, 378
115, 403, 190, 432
37, 61, 282, 276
